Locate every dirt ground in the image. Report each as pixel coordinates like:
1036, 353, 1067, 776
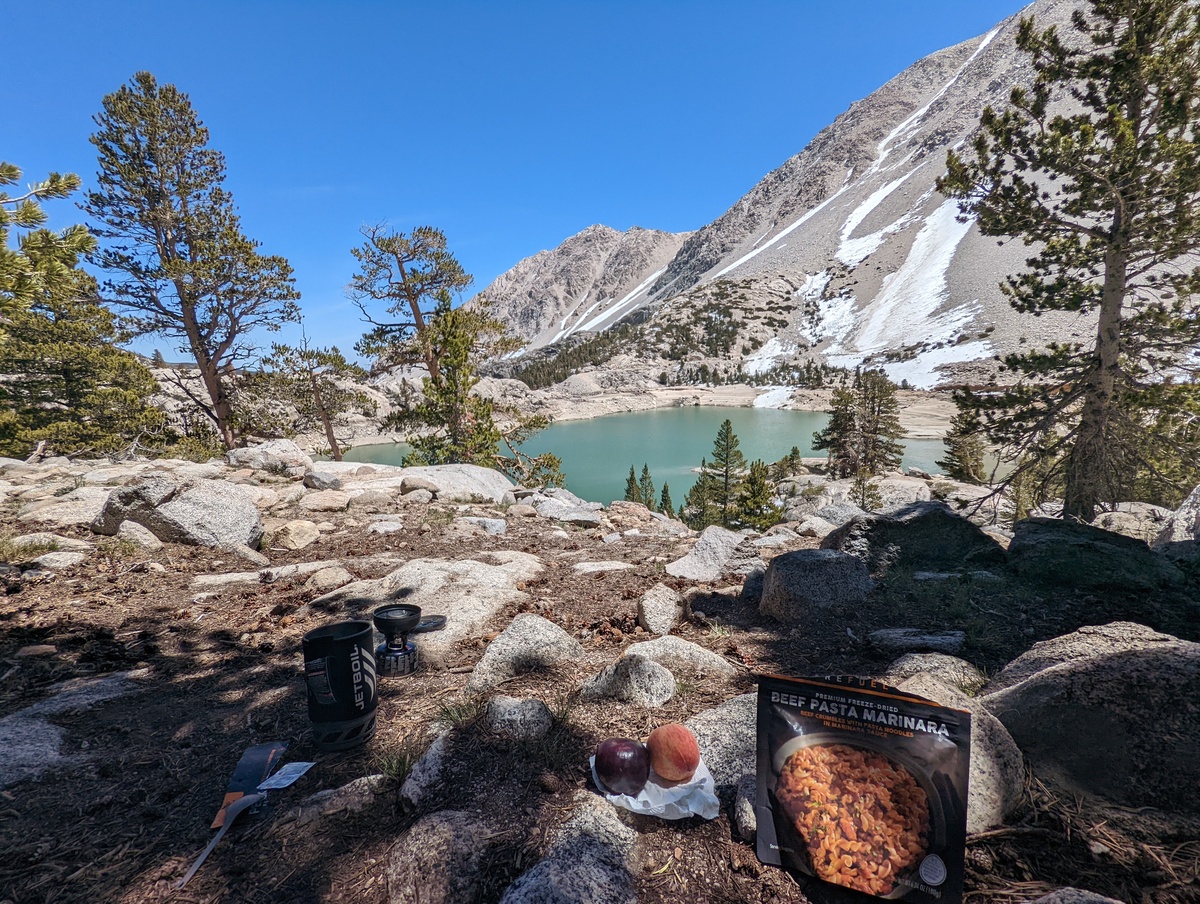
1, 502, 1198, 904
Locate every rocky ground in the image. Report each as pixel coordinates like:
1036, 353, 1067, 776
1, 443, 1198, 904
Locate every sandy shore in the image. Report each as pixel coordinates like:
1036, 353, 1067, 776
534, 384, 954, 439
321, 383, 955, 453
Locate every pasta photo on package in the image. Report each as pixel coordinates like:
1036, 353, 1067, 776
756, 675, 971, 903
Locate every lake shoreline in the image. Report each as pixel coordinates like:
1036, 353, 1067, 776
330, 384, 956, 453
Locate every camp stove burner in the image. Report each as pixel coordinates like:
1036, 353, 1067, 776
373, 604, 420, 677
372, 604, 448, 678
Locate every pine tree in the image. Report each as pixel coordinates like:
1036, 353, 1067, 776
0, 265, 166, 458
659, 483, 675, 519
1, 163, 95, 328
383, 297, 564, 486
850, 469, 884, 512
938, 0, 1200, 520
682, 421, 748, 529
350, 225, 473, 375
262, 338, 376, 461
937, 409, 988, 484
812, 369, 906, 478
624, 465, 643, 504
682, 457, 720, 529
84, 72, 300, 450
735, 460, 782, 531
639, 464, 655, 511
710, 419, 747, 527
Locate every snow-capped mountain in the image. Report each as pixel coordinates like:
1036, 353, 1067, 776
472, 224, 689, 350
476, 0, 1092, 388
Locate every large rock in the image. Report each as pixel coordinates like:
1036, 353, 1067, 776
622, 635, 737, 678
9, 532, 93, 553
19, 487, 113, 528
116, 520, 163, 550
303, 471, 343, 490
484, 696, 555, 741
0, 672, 146, 789
899, 673, 1024, 834
387, 811, 499, 904
530, 495, 603, 528
226, 439, 313, 473
299, 490, 351, 512
1007, 517, 1184, 590
873, 476, 933, 511
1091, 502, 1172, 544
581, 655, 675, 707
467, 613, 584, 692
313, 552, 544, 669
981, 622, 1200, 813
813, 500, 867, 528
636, 583, 682, 635
400, 731, 451, 810
759, 549, 874, 621
400, 465, 515, 504
821, 501, 1005, 577
1153, 483, 1200, 561
92, 477, 264, 549
499, 792, 636, 904
686, 693, 756, 789
883, 653, 987, 695
273, 519, 320, 550
665, 525, 760, 581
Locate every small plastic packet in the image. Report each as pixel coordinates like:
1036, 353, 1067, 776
589, 755, 720, 820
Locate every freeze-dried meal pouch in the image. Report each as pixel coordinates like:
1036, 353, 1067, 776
756, 675, 971, 903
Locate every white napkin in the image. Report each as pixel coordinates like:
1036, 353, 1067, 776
589, 755, 720, 820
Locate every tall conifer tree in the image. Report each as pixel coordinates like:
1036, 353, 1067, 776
813, 370, 905, 478
735, 459, 782, 531
639, 464, 656, 511
659, 483, 675, 519
1, 164, 94, 328
624, 465, 643, 504
85, 72, 300, 450
939, 0, 1200, 519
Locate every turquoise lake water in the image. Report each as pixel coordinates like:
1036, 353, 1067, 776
343, 407, 947, 505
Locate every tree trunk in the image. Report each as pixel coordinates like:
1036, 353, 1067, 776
310, 371, 342, 461
205, 363, 238, 451
1063, 242, 1127, 522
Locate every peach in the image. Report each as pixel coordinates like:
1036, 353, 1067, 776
647, 723, 701, 782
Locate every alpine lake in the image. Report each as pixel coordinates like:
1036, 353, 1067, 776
342, 407, 946, 507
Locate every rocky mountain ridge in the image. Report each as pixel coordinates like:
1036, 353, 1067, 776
472, 224, 689, 351
475, 0, 1094, 389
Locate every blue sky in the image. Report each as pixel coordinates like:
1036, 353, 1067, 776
4, 0, 1029, 361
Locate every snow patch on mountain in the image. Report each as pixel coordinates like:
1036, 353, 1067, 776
880, 340, 994, 389
836, 170, 921, 266
796, 271, 831, 301
753, 386, 794, 408
744, 338, 793, 376
810, 292, 858, 346
857, 199, 975, 350
712, 178, 852, 279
